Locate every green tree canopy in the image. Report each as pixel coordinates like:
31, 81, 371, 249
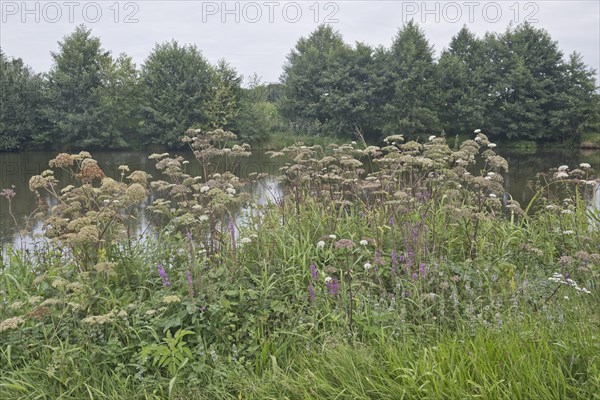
0, 50, 45, 150
206, 59, 242, 131
280, 25, 376, 137
549, 52, 599, 141
100, 54, 141, 148
438, 26, 489, 136
139, 41, 215, 147
379, 21, 440, 136
42, 25, 114, 148
484, 24, 567, 140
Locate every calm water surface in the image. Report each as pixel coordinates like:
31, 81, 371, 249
1, 147, 599, 249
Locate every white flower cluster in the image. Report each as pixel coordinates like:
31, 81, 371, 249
548, 272, 591, 294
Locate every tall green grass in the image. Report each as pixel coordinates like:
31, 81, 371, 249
1, 134, 599, 399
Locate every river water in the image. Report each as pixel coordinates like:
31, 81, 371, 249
1, 147, 599, 249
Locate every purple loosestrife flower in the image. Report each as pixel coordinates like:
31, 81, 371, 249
405, 252, 413, 275
310, 263, 318, 281
229, 220, 237, 261
157, 263, 170, 287
325, 277, 340, 296
391, 250, 398, 274
412, 272, 418, 282
419, 263, 427, 277
308, 282, 316, 302
389, 217, 394, 226
229, 220, 236, 243
186, 271, 194, 297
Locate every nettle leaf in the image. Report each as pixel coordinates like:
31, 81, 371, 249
162, 316, 183, 332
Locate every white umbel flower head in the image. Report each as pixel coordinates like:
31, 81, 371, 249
556, 172, 569, 179
317, 240, 326, 249
428, 135, 436, 141
558, 165, 569, 172
474, 129, 481, 133
579, 163, 591, 169
488, 143, 497, 148
359, 240, 368, 246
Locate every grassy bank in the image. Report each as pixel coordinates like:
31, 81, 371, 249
229, 313, 600, 400
1, 130, 599, 399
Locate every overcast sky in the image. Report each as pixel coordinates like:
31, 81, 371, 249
1, 1, 598, 85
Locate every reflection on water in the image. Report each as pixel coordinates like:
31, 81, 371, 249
1, 147, 598, 251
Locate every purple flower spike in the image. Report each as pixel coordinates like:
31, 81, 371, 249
326, 277, 340, 296
412, 272, 418, 281
229, 220, 236, 243
186, 271, 195, 297
157, 263, 170, 287
308, 283, 316, 302
419, 263, 427, 277
229, 220, 237, 260
310, 263, 318, 281
391, 250, 398, 274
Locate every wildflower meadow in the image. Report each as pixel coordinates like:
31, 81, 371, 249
1, 130, 599, 399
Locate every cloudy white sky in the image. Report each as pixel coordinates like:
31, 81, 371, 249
1, 1, 599, 84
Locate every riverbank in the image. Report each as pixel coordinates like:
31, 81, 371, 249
1, 132, 599, 399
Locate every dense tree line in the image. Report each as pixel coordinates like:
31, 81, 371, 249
280, 22, 600, 142
0, 26, 275, 151
1, 23, 599, 151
